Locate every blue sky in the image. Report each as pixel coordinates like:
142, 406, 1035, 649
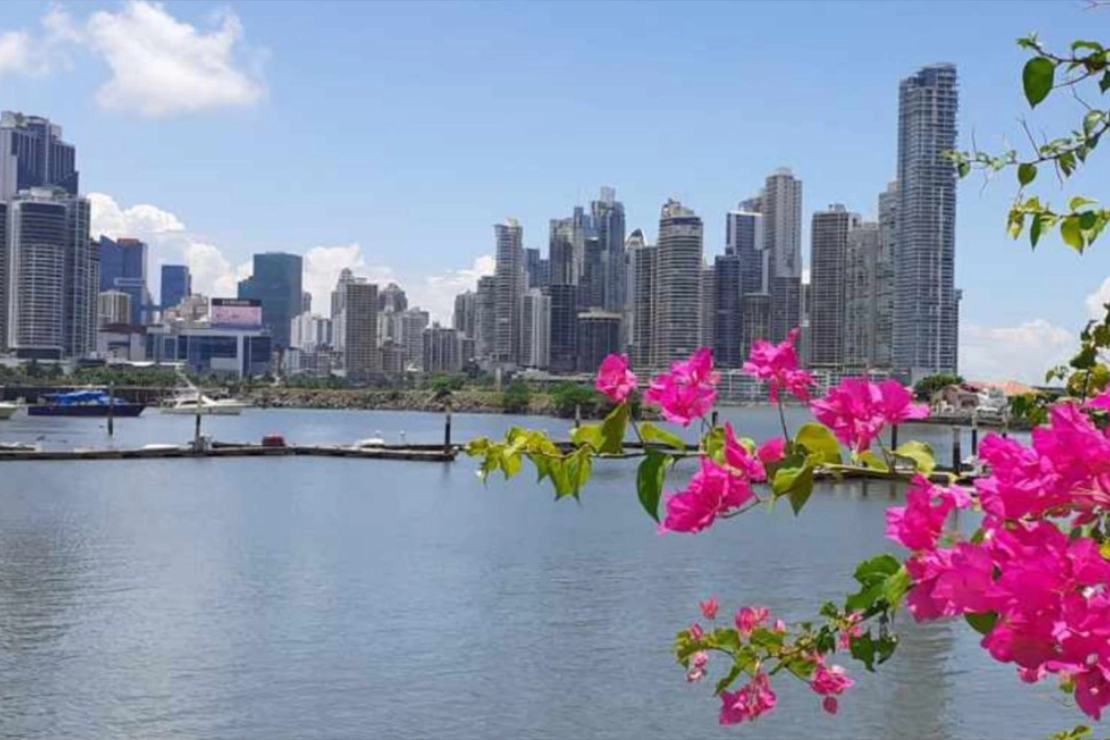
1, 0, 1108, 381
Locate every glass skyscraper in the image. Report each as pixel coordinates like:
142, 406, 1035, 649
98, 236, 150, 325
894, 64, 959, 380
238, 252, 303, 350
161, 264, 191, 310
0, 111, 79, 200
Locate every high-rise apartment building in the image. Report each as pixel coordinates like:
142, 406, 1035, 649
631, 242, 657, 370
238, 252, 303, 350
423, 324, 463, 374
548, 207, 588, 287
475, 275, 496, 360
492, 219, 525, 365
378, 283, 408, 314
762, 169, 803, 342
7, 189, 94, 358
0, 111, 79, 200
397, 308, 429, 371
809, 204, 861, 369
894, 64, 959, 380
548, 284, 579, 374
843, 221, 884, 370
161, 264, 191, 310
719, 206, 768, 365
700, 265, 715, 352
522, 288, 551, 370
577, 310, 622, 372
98, 290, 131, 326
98, 236, 150, 325
525, 247, 550, 290
623, 228, 647, 352
652, 199, 703, 368
581, 235, 605, 309
341, 281, 379, 378
331, 268, 355, 321
453, 290, 477, 339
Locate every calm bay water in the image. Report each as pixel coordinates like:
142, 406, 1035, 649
0, 407, 1083, 739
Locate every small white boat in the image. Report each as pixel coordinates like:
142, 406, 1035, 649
352, 431, 386, 449
161, 394, 249, 416
0, 402, 21, 420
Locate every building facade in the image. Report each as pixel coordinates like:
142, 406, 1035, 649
0, 111, 79, 200
843, 221, 885, 370
522, 288, 551, 370
894, 64, 960, 380
98, 290, 131, 326
590, 186, 626, 312
652, 199, 703, 369
423, 324, 463, 374
147, 325, 273, 378
762, 169, 803, 342
493, 219, 525, 365
98, 236, 150, 325
238, 252, 303, 350
160, 264, 191, 310
577, 310, 622, 372
548, 283, 579, 374
631, 242, 657, 370
809, 204, 861, 369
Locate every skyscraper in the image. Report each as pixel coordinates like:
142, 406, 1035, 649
423, 324, 463, 374
0, 111, 79, 200
98, 236, 150, 325
342, 281, 379, 378
809, 204, 861, 369
548, 283, 579, 373
590, 186, 626, 311
653, 199, 703, 368
522, 288, 551, 370
700, 265, 715, 352
844, 183, 897, 371
492, 219, 525, 365
378, 283, 408, 314
577, 310, 622, 372
894, 63, 959, 380
238, 252, 303, 350
722, 206, 768, 364
623, 228, 647, 353
548, 206, 588, 286
475, 275, 496, 360
524, 247, 549, 290
762, 169, 803, 342
713, 253, 742, 367
631, 241, 657, 370
453, 290, 477, 340
161, 264, 191, 310
580, 235, 605, 309
7, 189, 94, 358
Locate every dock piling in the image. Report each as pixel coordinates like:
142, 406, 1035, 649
952, 426, 963, 472
107, 382, 115, 437
444, 408, 452, 453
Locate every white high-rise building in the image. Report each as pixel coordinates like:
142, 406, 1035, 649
809, 204, 861, 369
762, 168, 803, 342
522, 288, 550, 370
652, 199, 703, 369
493, 219, 525, 365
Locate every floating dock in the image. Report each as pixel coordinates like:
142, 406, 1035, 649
0, 444, 457, 463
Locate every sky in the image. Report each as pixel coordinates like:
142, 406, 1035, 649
0, 0, 1108, 382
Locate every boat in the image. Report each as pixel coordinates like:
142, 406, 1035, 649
28, 390, 145, 417
0, 402, 20, 420
161, 393, 249, 416
352, 432, 386, 449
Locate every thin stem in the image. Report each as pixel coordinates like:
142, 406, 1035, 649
776, 398, 790, 441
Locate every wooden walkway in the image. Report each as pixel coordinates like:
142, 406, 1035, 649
0, 444, 457, 463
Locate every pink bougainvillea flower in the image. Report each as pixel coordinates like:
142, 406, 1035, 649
644, 348, 720, 426
838, 612, 863, 649
773, 619, 788, 634
689, 623, 704, 640
687, 651, 709, 683
1086, 387, 1110, 413
885, 475, 970, 552
741, 328, 815, 403
735, 606, 770, 637
719, 672, 777, 725
700, 596, 719, 621
810, 378, 928, 452
595, 353, 638, 403
822, 697, 840, 715
974, 433, 1067, 520
756, 437, 786, 465
661, 457, 754, 533
724, 423, 767, 482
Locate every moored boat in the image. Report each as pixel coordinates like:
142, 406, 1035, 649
0, 402, 20, 420
28, 390, 145, 417
161, 393, 249, 416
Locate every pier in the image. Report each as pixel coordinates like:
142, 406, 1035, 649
0, 443, 457, 463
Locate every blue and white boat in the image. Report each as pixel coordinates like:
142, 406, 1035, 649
28, 390, 145, 417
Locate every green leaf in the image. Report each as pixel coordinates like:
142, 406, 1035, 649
703, 427, 726, 464
1062, 216, 1085, 252
640, 421, 688, 452
637, 450, 669, 523
1101, 70, 1110, 94
875, 633, 899, 666
1073, 40, 1104, 53
598, 403, 629, 454
1022, 56, 1055, 107
858, 450, 889, 472
771, 453, 815, 515
1030, 213, 1044, 248
1084, 111, 1104, 138
965, 611, 999, 636
1018, 162, 1037, 186
567, 447, 592, 498
1070, 196, 1097, 211
715, 663, 745, 696
571, 423, 603, 450
957, 160, 970, 178
894, 441, 936, 476
883, 566, 912, 610
850, 630, 878, 671
785, 467, 815, 515
795, 422, 842, 465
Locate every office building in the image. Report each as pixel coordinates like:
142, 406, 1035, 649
301, 291, 312, 314
98, 236, 150, 325
147, 324, 273, 378
453, 290, 477, 340
522, 288, 550, 370
581, 235, 605, 309
809, 204, 861, 368
525, 247, 549, 290
577, 310, 622, 372
341, 281, 379, 378
161, 264, 191, 310
0, 111, 79, 200
590, 186, 626, 311
653, 199, 703, 368
331, 268, 356, 321
378, 282, 408, 314
381, 342, 407, 375
98, 290, 131, 326
493, 219, 525, 365
7, 189, 94, 359
548, 283, 579, 373
894, 63, 960, 379
397, 308, 429, 371
289, 312, 333, 350
713, 253, 743, 367
423, 324, 462, 374
238, 252, 303, 350
700, 265, 715, 351
623, 228, 646, 352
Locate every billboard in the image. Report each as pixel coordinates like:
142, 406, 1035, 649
210, 298, 262, 328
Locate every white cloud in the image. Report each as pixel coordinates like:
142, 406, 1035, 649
960, 319, 1075, 384
1086, 275, 1110, 320
0, 2, 265, 116
87, 1, 265, 117
412, 255, 496, 324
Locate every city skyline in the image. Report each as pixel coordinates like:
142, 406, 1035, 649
1, 1, 1104, 381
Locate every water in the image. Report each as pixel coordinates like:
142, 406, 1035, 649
0, 408, 1082, 739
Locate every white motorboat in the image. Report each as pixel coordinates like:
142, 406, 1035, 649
352, 431, 386, 449
0, 402, 20, 420
161, 394, 249, 416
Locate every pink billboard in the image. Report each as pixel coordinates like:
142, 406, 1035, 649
210, 298, 262, 328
